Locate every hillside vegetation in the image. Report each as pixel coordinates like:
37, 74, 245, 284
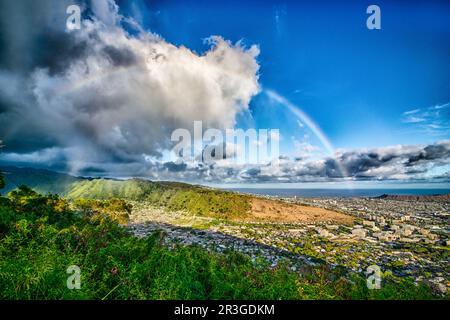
1, 167, 252, 219
0, 183, 437, 299
66, 179, 251, 219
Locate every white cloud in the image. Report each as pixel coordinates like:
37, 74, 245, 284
91, 0, 121, 26
402, 116, 426, 123
401, 103, 450, 135
403, 108, 420, 115
0, 2, 260, 175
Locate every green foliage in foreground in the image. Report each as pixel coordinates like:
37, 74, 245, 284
0, 186, 439, 300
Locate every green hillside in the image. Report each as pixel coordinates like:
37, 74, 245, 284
65, 178, 157, 200
0, 167, 251, 219
66, 178, 251, 219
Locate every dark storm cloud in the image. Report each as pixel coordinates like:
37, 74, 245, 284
199, 142, 238, 162
0, 0, 92, 154
0, 0, 87, 73
163, 161, 187, 172
0, 147, 70, 172
101, 45, 138, 67
241, 168, 260, 178
77, 166, 108, 176
323, 158, 344, 178
405, 143, 450, 166
321, 140, 450, 181
35, 33, 91, 75
227, 140, 450, 183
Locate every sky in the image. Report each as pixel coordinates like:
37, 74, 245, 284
0, 0, 449, 187
118, 0, 450, 147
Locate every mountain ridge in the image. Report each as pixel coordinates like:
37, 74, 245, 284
0, 166, 252, 219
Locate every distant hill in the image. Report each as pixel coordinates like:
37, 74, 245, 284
0, 166, 251, 219
376, 193, 450, 202
0, 166, 82, 195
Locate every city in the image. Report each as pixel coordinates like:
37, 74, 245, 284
129, 193, 450, 295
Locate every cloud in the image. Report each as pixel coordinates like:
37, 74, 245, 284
91, 0, 120, 26
163, 161, 188, 173
403, 109, 420, 115
198, 140, 450, 183
401, 103, 450, 136
0, 0, 260, 175
291, 136, 322, 159
402, 116, 426, 123
405, 142, 450, 166
2, 138, 449, 183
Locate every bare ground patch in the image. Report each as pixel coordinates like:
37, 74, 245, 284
244, 198, 355, 225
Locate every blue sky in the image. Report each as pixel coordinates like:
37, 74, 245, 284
119, 0, 450, 153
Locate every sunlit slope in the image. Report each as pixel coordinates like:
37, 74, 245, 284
65, 178, 251, 218
65, 178, 156, 201
0, 167, 251, 219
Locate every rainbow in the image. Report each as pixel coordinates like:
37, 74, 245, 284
265, 89, 351, 184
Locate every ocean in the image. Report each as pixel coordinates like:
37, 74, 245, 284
226, 188, 450, 198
